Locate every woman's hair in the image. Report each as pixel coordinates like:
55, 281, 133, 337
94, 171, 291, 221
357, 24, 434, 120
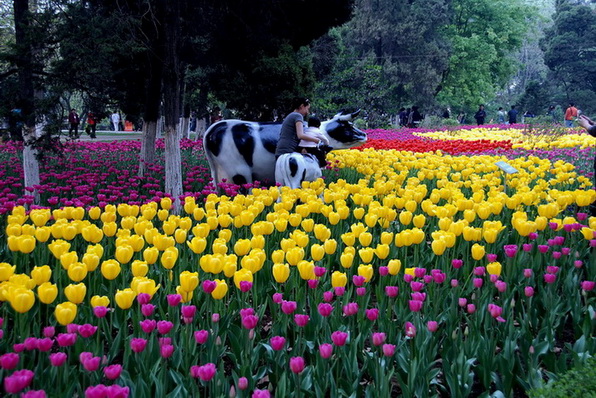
308, 116, 321, 128
291, 97, 310, 110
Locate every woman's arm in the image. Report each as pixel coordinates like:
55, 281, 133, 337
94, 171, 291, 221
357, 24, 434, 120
296, 121, 320, 143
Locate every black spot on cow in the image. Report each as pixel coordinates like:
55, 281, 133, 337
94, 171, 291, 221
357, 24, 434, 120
289, 157, 299, 177
205, 122, 227, 156
232, 123, 255, 167
301, 169, 306, 181
232, 174, 247, 186
259, 124, 281, 154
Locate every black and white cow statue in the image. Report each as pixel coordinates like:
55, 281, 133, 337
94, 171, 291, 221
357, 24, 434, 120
203, 110, 366, 189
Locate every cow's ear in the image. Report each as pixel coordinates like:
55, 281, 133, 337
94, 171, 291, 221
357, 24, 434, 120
351, 109, 361, 119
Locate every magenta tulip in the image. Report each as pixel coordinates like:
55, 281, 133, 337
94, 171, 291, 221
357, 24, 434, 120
289, 356, 305, 374
194, 330, 209, 344
0, 353, 19, 370
157, 320, 174, 335
319, 343, 333, 359
103, 364, 122, 380
166, 294, 182, 306
371, 332, 386, 346
56, 333, 77, 347
202, 280, 217, 294
281, 300, 297, 314
130, 338, 148, 353
382, 344, 396, 357
49, 352, 67, 367
331, 331, 348, 346
385, 286, 398, 297
270, 336, 286, 351
93, 306, 108, 318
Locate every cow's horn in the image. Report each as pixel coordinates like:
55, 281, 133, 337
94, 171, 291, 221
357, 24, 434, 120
351, 109, 361, 119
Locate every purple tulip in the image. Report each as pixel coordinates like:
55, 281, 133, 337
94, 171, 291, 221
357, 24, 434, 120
294, 314, 310, 327
581, 281, 595, 291
408, 300, 423, 312
314, 266, 326, 277
139, 319, 157, 334
427, 321, 438, 332
238, 377, 249, 390
43, 326, 55, 338
137, 293, 151, 305
342, 302, 359, 316
241, 315, 259, 330
404, 322, 416, 338
322, 291, 334, 302
202, 280, 217, 294
272, 293, 283, 304
239, 281, 253, 292
473, 278, 483, 288
544, 273, 557, 284
56, 333, 77, 347
289, 357, 305, 374
451, 259, 463, 269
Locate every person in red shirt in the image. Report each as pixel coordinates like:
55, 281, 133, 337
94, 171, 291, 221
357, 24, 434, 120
68, 109, 80, 138
564, 102, 578, 127
86, 112, 97, 139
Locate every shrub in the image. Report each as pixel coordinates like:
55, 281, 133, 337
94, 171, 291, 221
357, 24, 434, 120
529, 357, 596, 398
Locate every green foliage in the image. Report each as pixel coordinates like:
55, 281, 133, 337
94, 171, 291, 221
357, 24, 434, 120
529, 357, 596, 398
419, 115, 460, 128
540, 0, 596, 114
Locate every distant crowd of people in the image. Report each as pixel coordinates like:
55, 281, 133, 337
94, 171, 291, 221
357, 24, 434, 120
397, 107, 423, 128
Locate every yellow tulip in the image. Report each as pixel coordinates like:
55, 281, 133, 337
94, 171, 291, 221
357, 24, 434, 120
387, 259, 402, 275
301, 218, 314, 232
82, 253, 100, 272
34, 226, 51, 242
82, 225, 104, 243
115, 245, 134, 264
131, 260, 149, 277
64, 283, 86, 304
297, 260, 315, 280
357, 264, 374, 282
340, 252, 354, 269
353, 207, 365, 219
375, 244, 390, 260
67, 262, 88, 282
8, 274, 35, 289
471, 243, 485, 261
90, 295, 110, 308
101, 260, 121, 280
161, 247, 179, 270
48, 240, 71, 259
37, 282, 58, 304
9, 288, 35, 313
358, 232, 373, 247
323, 239, 337, 255
271, 249, 285, 264
310, 244, 325, 261
286, 247, 305, 266
55, 302, 77, 325
16, 235, 36, 254
115, 288, 136, 309
211, 279, 228, 299
331, 271, 347, 288
313, 224, 331, 241
487, 262, 502, 276
60, 251, 79, 270
0, 262, 16, 281
160, 197, 172, 210
251, 235, 265, 249
233, 269, 253, 289
358, 247, 375, 263
399, 211, 413, 225
176, 285, 193, 303
30, 265, 51, 285
143, 246, 159, 264
88, 207, 101, 220
180, 271, 200, 292
102, 222, 118, 237
7, 236, 19, 252
132, 277, 160, 297
272, 263, 290, 283
431, 239, 447, 256
234, 239, 252, 256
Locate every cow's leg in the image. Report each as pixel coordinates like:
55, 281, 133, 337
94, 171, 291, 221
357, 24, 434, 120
276, 154, 307, 190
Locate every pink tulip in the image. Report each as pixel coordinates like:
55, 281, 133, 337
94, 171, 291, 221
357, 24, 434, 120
331, 331, 348, 346
450, 279, 459, 287
318, 303, 333, 317
241, 315, 259, 330
577, 212, 588, 220
487, 253, 497, 262
307, 279, 319, 289
473, 278, 483, 288
139, 319, 156, 334
554, 236, 565, 245
167, 294, 182, 307
538, 245, 549, 254
85, 384, 107, 398
3, 369, 34, 394
239, 281, 253, 292
43, 326, 55, 338
160, 344, 175, 359
211, 313, 220, 323
467, 304, 476, 314
319, 343, 333, 359
281, 300, 297, 314
157, 321, 174, 335
103, 364, 122, 380
561, 247, 570, 256
21, 390, 46, 398
524, 286, 534, 297
414, 267, 426, 278
190, 366, 200, 378
36, 338, 53, 352
159, 337, 172, 347
408, 300, 423, 312
272, 293, 283, 304
289, 356, 305, 374
495, 281, 507, 293
0, 353, 19, 370
365, 308, 379, 321
93, 306, 108, 318
202, 280, 217, 294
473, 267, 485, 276
458, 298, 467, 307
523, 268, 533, 278
423, 275, 433, 284
294, 314, 310, 327
404, 322, 416, 338
410, 281, 424, 292
544, 273, 557, 284
427, 321, 438, 332
451, 259, 463, 269
379, 266, 389, 276
83, 356, 101, 372
197, 363, 217, 381
385, 286, 398, 297
130, 338, 148, 353
141, 304, 156, 317
78, 324, 98, 338
270, 336, 286, 351
24, 337, 37, 350
334, 286, 346, 296
382, 344, 396, 357
489, 274, 499, 283
352, 275, 366, 286
56, 333, 77, 347
314, 266, 326, 277
137, 293, 151, 305
239, 308, 255, 318
522, 243, 533, 252
552, 251, 562, 259
342, 302, 359, 316
503, 245, 518, 258
49, 352, 67, 367
574, 260, 584, 268
356, 287, 366, 296
322, 291, 334, 302
403, 274, 413, 283
581, 281, 595, 291
546, 266, 559, 274
252, 389, 271, 398
13, 343, 25, 352
371, 332, 386, 346
432, 271, 446, 284
194, 330, 209, 344
238, 377, 249, 390
411, 292, 426, 302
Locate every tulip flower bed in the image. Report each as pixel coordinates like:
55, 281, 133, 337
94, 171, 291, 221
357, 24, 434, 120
0, 126, 595, 397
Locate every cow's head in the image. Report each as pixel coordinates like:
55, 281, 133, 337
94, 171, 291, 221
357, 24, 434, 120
319, 110, 367, 149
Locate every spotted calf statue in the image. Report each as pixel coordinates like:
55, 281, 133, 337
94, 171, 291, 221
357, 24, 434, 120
203, 110, 366, 188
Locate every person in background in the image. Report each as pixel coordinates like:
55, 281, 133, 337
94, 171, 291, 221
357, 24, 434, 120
497, 107, 506, 123
111, 111, 120, 132
507, 105, 518, 124
409, 106, 423, 128
564, 102, 578, 127
68, 108, 80, 138
210, 107, 223, 125
398, 108, 407, 127
85, 112, 97, 139
474, 104, 486, 125
297, 116, 330, 167
442, 108, 451, 119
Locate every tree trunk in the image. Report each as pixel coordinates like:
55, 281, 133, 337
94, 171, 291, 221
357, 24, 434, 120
164, 125, 183, 206
196, 118, 206, 141
14, 0, 40, 203
181, 116, 190, 139
138, 120, 157, 178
